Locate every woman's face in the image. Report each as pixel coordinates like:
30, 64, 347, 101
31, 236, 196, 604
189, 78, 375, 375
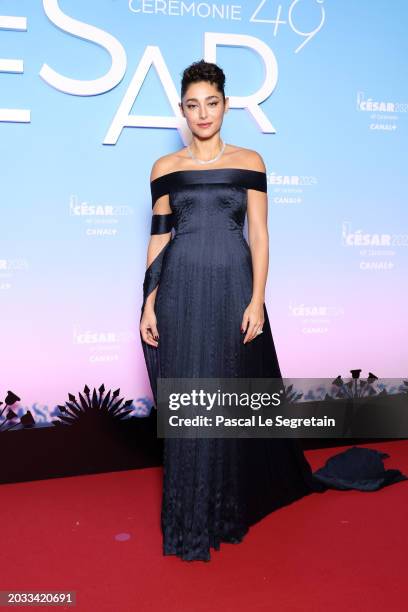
180, 81, 228, 138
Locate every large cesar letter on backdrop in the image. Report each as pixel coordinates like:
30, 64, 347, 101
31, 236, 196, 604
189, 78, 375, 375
0, 0, 279, 142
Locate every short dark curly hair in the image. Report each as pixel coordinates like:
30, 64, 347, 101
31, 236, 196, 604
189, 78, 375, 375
180, 59, 226, 102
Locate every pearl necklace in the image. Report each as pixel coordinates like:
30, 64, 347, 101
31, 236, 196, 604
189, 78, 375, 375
187, 139, 226, 165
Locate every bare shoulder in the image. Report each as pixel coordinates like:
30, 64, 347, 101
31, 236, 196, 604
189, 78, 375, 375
236, 146, 266, 173
150, 152, 181, 182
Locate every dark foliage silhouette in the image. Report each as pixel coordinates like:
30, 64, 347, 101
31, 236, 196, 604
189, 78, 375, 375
53, 384, 133, 429
0, 390, 35, 431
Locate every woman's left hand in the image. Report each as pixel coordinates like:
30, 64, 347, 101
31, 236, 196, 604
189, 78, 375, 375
241, 300, 265, 344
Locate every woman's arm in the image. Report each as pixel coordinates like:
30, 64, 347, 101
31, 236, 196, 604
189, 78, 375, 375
247, 152, 269, 305
144, 158, 173, 310
242, 151, 269, 343
144, 222, 172, 312
140, 159, 173, 346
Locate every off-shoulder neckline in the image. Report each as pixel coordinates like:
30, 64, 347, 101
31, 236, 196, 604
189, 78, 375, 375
150, 167, 266, 185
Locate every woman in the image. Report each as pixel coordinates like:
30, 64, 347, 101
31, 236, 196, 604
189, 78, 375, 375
140, 60, 407, 562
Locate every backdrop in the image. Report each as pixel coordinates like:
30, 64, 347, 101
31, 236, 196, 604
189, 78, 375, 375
1, 0, 407, 426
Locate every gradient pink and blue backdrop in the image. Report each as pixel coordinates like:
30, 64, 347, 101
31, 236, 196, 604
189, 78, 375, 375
1, 0, 407, 423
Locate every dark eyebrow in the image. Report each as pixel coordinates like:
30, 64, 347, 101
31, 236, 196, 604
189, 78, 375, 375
184, 95, 220, 103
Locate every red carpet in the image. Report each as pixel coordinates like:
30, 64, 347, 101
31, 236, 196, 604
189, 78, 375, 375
1, 441, 407, 612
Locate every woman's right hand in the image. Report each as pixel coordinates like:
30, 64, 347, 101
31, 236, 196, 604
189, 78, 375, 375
140, 306, 159, 347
